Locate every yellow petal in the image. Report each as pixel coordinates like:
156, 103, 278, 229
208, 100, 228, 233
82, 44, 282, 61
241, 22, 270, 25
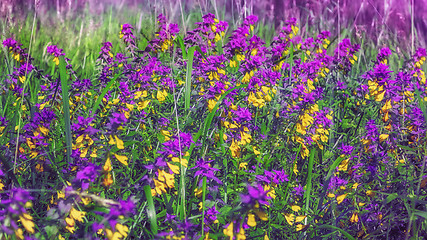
338, 158, 350, 171
379, 134, 389, 143
114, 135, 124, 149
19, 213, 35, 234
295, 215, 306, 223
283, 213, 295, 225
167, 162, 180, 174
236, 227, 246, 240
375, 91, 385, 102
366, 190, 375, 197
69, 207, 86, 222
337, 193, 348, 204
350, 212, 359, 223
15, 228, 24, 240
126, 103, 134, 111
104, 157, 112, 172
247, 213, 256, 227
116, 223, 129, 238
76, 134, 85, 144
108, 135, 116, 145
296, 224, 307, 231
113, 153, 128, 166
291, 205, 301, 212
223, 222, 234, 238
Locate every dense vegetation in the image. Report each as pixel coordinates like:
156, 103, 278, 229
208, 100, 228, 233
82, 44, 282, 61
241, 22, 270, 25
1, 5, 427, 240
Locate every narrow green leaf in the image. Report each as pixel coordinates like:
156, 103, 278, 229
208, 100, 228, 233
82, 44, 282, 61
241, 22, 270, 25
316, 224, 355, 240
92, 72, 122, 114
59, 56, 72, 164
304, 149, 316, 215
185, 47, 195, 111
201, 176, 207, 237
175, 36, 187, 59
144, 185, 158, 235
414, 211, 427, 219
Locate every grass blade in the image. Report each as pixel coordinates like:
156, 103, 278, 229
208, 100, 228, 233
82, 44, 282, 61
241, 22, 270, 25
185, 46, 195, 111
304, 149, 316, 217
144, 185, 158, 235
92, 71, 122, 114
201, 176, 207, 237
59, 56, 72, 164
316, 224, 356, 240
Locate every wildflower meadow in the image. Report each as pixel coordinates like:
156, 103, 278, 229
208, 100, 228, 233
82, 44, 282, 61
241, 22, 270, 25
1, 2, 427, 240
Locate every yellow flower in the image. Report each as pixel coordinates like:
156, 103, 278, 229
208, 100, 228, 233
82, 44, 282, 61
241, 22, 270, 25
296, 224, 307, 231
104, 157, 112, 172
291, 205, 301, 212
103, 173, 114, 187
338, 158, 350, 171
379, 134, 389, 143
350, 212, 359, 223
223, 222, 234, 240
208, 99, 217, 112
15, 228, 24, 239
19, 213, 35, 234
153, 179, 167, 195
65, 217, 75, 233
157, 89, 167, 102
236, 227, 246, 240
337, 194, 348, 204
247, 213, 256, 227
70, 207, 86, 222
239, 162, 248, 170
229, 139, 241, 158
171, 157, 188, 167
113, 153, 128, 166
114, 135, 124, 149
167, 162, 180, 174
158, 169, 175, 188
252, 146, 261, 155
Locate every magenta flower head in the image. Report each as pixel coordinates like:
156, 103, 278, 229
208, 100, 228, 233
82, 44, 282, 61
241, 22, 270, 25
244, 15, 258, 26
73, 163, 101, 191
46, 45, 65, 57
414, 48, 426, 62
2, 38, 19, 51
377, 47, 392, 63
240, 183, 271, 207
46, 45, 65, 65
99, 41, 113, 55
119, 23, 135, 45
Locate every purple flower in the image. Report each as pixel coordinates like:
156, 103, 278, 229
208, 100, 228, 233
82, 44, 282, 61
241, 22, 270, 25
192, 159, 222, 185
293, 184, 305, 196
240, 183, 271, 207
73, 163, 101, 190
120, 23, 136, 45
46, 45, 65, 57
340, 144, 354, 155
107, 112, 128, 130
377, 47, 392, 63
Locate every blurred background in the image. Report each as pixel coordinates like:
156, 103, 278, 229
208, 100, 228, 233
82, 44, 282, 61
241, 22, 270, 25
1, 0, 426, 56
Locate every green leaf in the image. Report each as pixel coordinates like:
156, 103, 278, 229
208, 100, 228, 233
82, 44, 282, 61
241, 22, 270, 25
144, 185, 158, 235
414, 211, 427, 219
185, 46, 195, 111
385, 193, 398, 204
59, 56, 73, 164
92, 71, 122, 114
316, 224, 355, 240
